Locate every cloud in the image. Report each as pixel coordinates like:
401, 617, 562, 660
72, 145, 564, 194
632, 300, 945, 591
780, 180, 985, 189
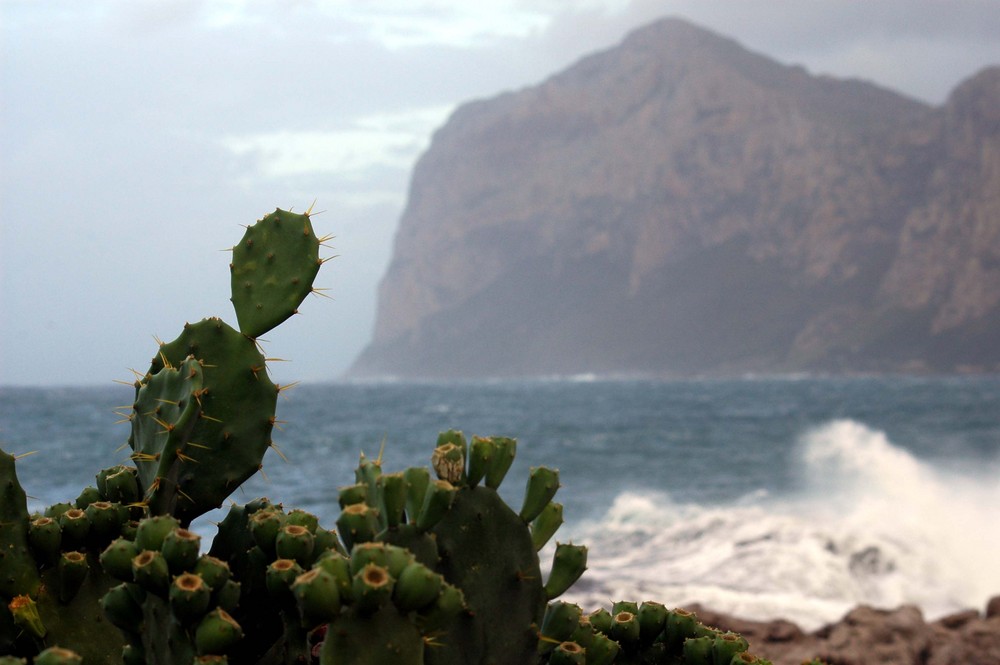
219, 105, 454, 182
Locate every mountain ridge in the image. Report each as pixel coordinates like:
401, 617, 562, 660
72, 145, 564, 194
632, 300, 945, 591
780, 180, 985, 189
351, 17, 1000, 378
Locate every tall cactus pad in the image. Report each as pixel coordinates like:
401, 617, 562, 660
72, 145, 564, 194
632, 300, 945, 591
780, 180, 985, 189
429, 486, 546, 665
137, 318, 278, 523
230, 208, 322, 339
0, 449, 40, 600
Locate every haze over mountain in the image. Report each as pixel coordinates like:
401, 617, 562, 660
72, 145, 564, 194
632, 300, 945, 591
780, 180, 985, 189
350, 17, 1000, 378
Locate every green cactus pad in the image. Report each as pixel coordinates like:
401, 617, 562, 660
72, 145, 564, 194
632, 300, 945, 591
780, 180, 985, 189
230, 208, 322, 339
321, 605, 423, 665
139, 318, 278, 523
0, 448, 41, 599
429, 485, 546, 665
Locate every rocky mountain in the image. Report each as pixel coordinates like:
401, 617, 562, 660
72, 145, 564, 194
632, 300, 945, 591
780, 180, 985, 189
350, 17, 1000, 378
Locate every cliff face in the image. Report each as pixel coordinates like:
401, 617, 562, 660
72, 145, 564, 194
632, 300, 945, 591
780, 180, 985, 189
351, 18, 1000, 378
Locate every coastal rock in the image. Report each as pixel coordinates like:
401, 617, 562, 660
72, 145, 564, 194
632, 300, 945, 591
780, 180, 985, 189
689, 599, 1000, 665
350, 17, 1000, 378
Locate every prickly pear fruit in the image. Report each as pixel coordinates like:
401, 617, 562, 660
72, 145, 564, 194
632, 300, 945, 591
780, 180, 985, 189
161, 528, 201, 574
131, 550, 170, 595
392, 561, 442, 612
466, 436, 494, 487
544, 543, 587, 600
101, 583, 143, 634
352, 563, 394, 614
195, 608, 244, 656
134, 515, 181, 552
169, 572, 212, 624
55, 552, 88, 603
684, 635, 715, 665
32, 647, 82, 665
265, 559, 303, 599
28, 517, 62, 566
549, 641, 585, 665
638, 600, 668, 644
336, 503, 379, 550
530, 501, 563, 551
539, 602, 582, 654
713, 632, 750, 664
291, 568, 341, 627
485, 436, 516, 489
415, 480, 456, 531
100, 538, 139, 582
520, 466, 559, 522
275, 524, 314, 566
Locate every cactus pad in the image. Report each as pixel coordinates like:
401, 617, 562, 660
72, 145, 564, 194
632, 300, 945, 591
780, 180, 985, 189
230, 208, 322, 339
135, 318, 278, 523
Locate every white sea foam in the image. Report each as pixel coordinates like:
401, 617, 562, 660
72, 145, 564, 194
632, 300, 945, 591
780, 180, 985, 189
556, 419, 1000, 630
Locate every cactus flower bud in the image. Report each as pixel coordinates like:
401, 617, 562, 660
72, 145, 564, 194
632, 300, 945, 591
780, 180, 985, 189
8, 594, 45, 639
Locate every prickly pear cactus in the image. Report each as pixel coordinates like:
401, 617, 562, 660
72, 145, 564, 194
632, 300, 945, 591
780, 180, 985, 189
127, 207, 327, 525
1, 449, 132, 663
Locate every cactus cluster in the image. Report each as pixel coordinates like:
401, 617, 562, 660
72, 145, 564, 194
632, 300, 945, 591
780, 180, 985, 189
0, 205, 797, 664
2, 449, 133, 663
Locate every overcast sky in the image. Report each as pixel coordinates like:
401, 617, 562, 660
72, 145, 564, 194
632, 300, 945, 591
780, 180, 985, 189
2, 0, 999, 387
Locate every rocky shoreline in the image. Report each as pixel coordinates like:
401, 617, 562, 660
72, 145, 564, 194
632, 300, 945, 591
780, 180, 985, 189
686, 596, 1000, 665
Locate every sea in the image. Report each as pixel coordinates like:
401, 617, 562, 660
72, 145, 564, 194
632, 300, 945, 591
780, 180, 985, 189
2, 375, 999, 631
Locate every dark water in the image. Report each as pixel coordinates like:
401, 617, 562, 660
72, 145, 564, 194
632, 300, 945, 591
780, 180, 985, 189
2, 376, 999, 627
